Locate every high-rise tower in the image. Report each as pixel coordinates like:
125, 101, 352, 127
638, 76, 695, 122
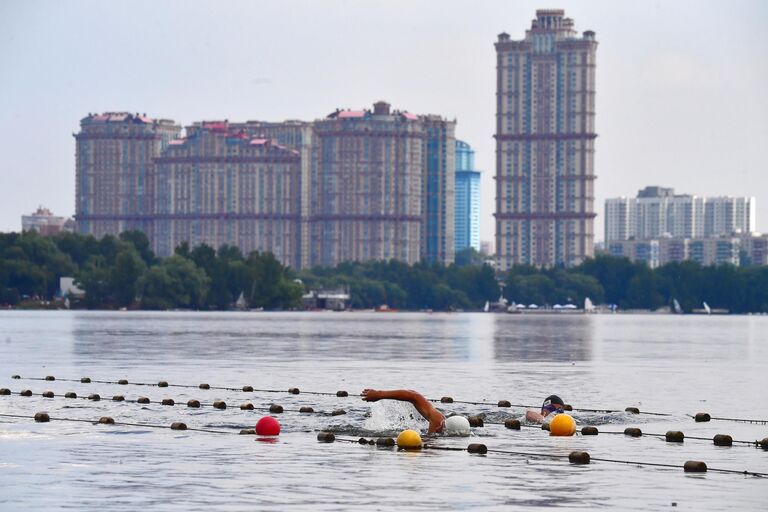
454, 140, 481, 253
495, 10, 597, 269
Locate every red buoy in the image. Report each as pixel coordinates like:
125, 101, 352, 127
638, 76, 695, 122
255, 416, 281, 436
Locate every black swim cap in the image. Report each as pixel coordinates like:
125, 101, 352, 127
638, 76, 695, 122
542, 395, 564, 409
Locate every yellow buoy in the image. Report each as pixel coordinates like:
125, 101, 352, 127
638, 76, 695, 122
549, 413, 576, 436
396, 429, 423, 449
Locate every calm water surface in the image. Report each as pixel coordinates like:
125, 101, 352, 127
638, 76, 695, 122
0, 311, 766, 510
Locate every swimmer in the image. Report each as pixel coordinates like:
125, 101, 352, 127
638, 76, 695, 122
361, 389, 470, 436
526, 394, 565, 423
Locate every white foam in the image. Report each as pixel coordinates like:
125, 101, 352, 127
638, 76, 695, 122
363, 400, 428, 432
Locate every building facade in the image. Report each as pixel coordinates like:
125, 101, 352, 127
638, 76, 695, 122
21, 206, 72, 236
74, 113, 181, 238
605, 186, 756, 243
495, 10, 598, 269
454, 140, 481, 253
74, 104, 455, 269
152, 122, 302, 266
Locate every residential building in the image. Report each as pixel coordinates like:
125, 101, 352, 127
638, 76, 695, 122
495, 10, 598, 269
21, 206, 71, 236
152, 121, 302, 266
605, 187, 756, 243
454, 140, 481, 253
74, 112, 181, 238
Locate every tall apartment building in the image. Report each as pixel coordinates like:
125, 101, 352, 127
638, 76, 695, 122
74, 113, 181, 238
75, 104, 455, 268
152, 122, 302, 266
455, 140, 481, 252
605, 186, 756, 242
311, 101, 454, 267
495, 10, 598, 269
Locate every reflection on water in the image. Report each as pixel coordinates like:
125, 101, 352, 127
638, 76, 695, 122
493, 314, 594, 362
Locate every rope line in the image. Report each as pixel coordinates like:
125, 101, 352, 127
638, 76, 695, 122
0, 390, 341, 416
9, 375, 768, 424
0, 413, 235, 434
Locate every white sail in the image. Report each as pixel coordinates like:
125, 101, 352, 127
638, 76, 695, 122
483, 301, 490, 312
703, 301, 711, 315
673, 299, 682, 314
584, 297, 594, 312
235, 291, 247, 309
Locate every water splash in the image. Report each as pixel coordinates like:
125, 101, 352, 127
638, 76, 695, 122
362, 401, 428, 433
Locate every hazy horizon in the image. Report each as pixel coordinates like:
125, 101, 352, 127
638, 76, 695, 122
1, 0, 766, 244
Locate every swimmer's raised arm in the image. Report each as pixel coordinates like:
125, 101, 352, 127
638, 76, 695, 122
361, 388, 445, 433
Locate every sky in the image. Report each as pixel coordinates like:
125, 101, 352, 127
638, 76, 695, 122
1, 0, 767, 243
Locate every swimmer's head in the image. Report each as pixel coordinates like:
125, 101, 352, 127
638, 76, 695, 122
541, 395, 565, 415
443, 415, 471, 437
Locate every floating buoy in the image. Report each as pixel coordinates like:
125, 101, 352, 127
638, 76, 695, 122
112, 395, 124, 402
550, 414, 576, 436
11, 375, 20, 379
498, 400, 511, 408
713, 434, 732, 447
45, 376, 55, 381
20, 389, 32, 397
563, 404, 573, 411
569, 451, 591, 464
161, 398, 175, 406
118, 379, 128, 385
42, 391, 54, 398
242, 386, 253, 392
65, 392, 77, 399
81, 377, 91, 383
542, 423, 550, 431
137, 397, 150, 404
504, 418, 521, 430
684, 461, 707, 473
467, 443, 488, 454
255, 416, 280, 436
581, 426, 599, 436
666, 431, 685, 443
468, 416, 484, 427
187, 400, 201, 408
299, 407, 314, 413
376, 437, 395, 447
331, 409, 346, 416
695, 412, 711, 422
440, 396, 454, 403
358, 437, 368, 444
239, 429, 255, 435
760, 438, 768, 451
98, 417, 115, 425
396, 429, 422, 450
240, 403, 254, 410
624, 427, 642, 437
34, 412, 50, 422
171, 422, 187, 430
317, 432, 335, 443
269, 404, 283, 413
89, 394, 101, 401
336, 390, 348, 397
288, 387, 300, 395
199, 383, 210, 389
213, 400, 226, 410
0, 388, 10, 395
625, 407, 640, 414
158, 381, 168, 388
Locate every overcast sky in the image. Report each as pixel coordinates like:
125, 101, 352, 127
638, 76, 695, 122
1, 0, 766, 243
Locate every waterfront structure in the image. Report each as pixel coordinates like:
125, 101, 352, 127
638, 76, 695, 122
605, 187, 756, 243
152, 122, 302, 265
495, 10, 598, 269
21, 206, 72, 236
74, 113, 181, 238
455, 140, 481, 253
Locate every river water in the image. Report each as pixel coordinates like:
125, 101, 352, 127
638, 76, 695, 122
0, 311, 766, 510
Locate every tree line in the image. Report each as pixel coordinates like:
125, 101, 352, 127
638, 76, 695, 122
2, 233, 768, 313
